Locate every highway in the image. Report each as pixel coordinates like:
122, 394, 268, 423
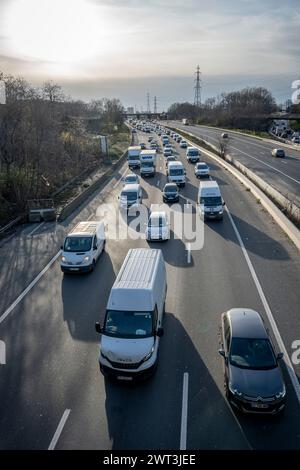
168, 122, 300, 210
0, 128, 300, 450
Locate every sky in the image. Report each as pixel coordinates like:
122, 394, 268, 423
0, 0, 299, 109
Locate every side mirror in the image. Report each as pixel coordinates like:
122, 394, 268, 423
95, 322, 102, 334
157, 327, 164, 337
218, 348, 226, 358
277, 352, 284, 360
93, 244, 98, 250
60, 245, 63, 250
222, 201, 225, 206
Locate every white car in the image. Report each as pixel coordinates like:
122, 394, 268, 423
123, 173, 140, 185
163, 147, 173, 157
146, 211, 170, 241
180, 140, 188, 148
195, 162, 210, 178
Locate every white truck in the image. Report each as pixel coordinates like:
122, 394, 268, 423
140, 149, 156, 177
198, 180, 225, 221
95, 248, 166, 380
182, 118, 190, 125
127, 146, 141, 169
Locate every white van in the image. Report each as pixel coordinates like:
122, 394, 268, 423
127, 146, 141, 169
186, 146, 200, 163
140, 149, 156, 177
198, 180, 225, 220
61, 221, 105, 273
95, 248, 167, 380
167, 161, 186, 187
118, 183, 142, 210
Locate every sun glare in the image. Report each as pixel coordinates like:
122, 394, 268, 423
5, 0, 104, 64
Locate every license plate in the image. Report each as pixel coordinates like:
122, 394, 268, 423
70, 267, 79, 271
251, 403, 268, 409
117, 376, 132, 381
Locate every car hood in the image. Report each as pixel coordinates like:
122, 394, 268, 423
101, 335, 154, 363
229, 363, 284, 397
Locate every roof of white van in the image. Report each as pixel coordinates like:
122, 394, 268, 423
140, 149, 156, 155
128, 146, 141, 151
168, 161, 183, 167
69, 221, 103, 236
199, 180, 219, 189
114, 249, 161, 290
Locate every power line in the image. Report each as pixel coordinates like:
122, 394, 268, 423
194, 65, 202, 107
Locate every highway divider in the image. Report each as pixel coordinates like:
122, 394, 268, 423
169, 126, 300, 251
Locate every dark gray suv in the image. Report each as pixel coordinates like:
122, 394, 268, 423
219, 308, 286, 414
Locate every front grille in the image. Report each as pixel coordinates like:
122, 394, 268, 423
108, 359, 143, 370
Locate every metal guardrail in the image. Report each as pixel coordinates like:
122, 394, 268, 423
0, 215, 24, 236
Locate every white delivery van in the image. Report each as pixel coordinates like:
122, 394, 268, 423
118, 183, 142, 211
167, 161, 186, 187
61, 221, 105, 273
186, 146, 200, 163
162, 135, 169, 146
198, 180, 225, 220
127, 146, 141, 169
95, 248, 167, 380
140, 149, 156, 177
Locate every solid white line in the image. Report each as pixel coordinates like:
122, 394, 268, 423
28, 221, 45, 236
0, 250, 61, 324
156, 180, 160, 187
186, 243, 191, 264
226, 207, 300, 404
230, 145, 300, 185
180, 372, 189, 450
48, 409, 71, 450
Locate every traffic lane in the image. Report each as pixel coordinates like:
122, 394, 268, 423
170, 137, 300, 448
0, 156, 132, 316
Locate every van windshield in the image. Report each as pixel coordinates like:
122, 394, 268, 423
128, 155, 139, 160
142, 161, 153, 167
64, 236, 92, 252
200, 196, 222, 206
170, 168, 184, 176
104, 310, 153, 338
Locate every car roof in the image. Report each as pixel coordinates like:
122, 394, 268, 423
122, 183, 140, 191
150, 210, 167, 218
227, 308, 268, 339
164, 182, 177, 188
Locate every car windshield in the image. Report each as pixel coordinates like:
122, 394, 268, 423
229, 338, 277, 370
200, 196, 222, 206
188, 150, 199, 156
125, 176, 136, 183
165, 186, 177, 192
121, 191, 137, 200
104, 310, 153, 338
64, 236, 92, 252
197, 164, 207, 169
170, 168, 183, 176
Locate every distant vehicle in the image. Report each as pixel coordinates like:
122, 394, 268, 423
148, 136, 153, 142
176, 136, 182, 143
61, 221, 105, 273
271, 148, 285, 158
198, 180, 224, 220
150, 141, 158, 150
182, 118, 189, 125
163, 147, 173, 157
219, 308, 286, 414
118, 183, 142, 210
165, 130, 171, 135
165, 155, 177, 167
162, 136, 169, 146
132, 129, 136, 133
292, 137, 300, 144
186, 146, 200, 163
167, 161, 186, 187
180, 140, 188, 148
162, 183, 179, 203
127, 146, 141, 169
95, 248, 166, 380
140, 142, 146, 150
140, 149, 156, 177
123, 174, 139, 185
146, 210, 170, 241
195, 162, 210, 178
221, 132, 228, 138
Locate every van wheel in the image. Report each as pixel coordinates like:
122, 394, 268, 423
90, 259, 96, 272
102, 240, 106, 252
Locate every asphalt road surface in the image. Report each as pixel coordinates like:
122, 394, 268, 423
168, 122, 300, 210
0, 129, 300, 450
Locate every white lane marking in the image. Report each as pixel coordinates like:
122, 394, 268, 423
48, 409, 71, 450
28, 221, 45, 236
156, 180, 160, 187
0, 250, 61, 325
226, 207, 300, 404
87, 213, 94, 221
113, 168, 127, 189
180, 372, 189, 450
230, 145, 300, 185
186, 243, 191, 264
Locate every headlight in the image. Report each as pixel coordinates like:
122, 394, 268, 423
84, 256, 90, 262
229, 382, 243, 397
219, 211, 223, 214
61, 256, 67, 263
275, 386, 286, 399
142, 346, 155, 362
